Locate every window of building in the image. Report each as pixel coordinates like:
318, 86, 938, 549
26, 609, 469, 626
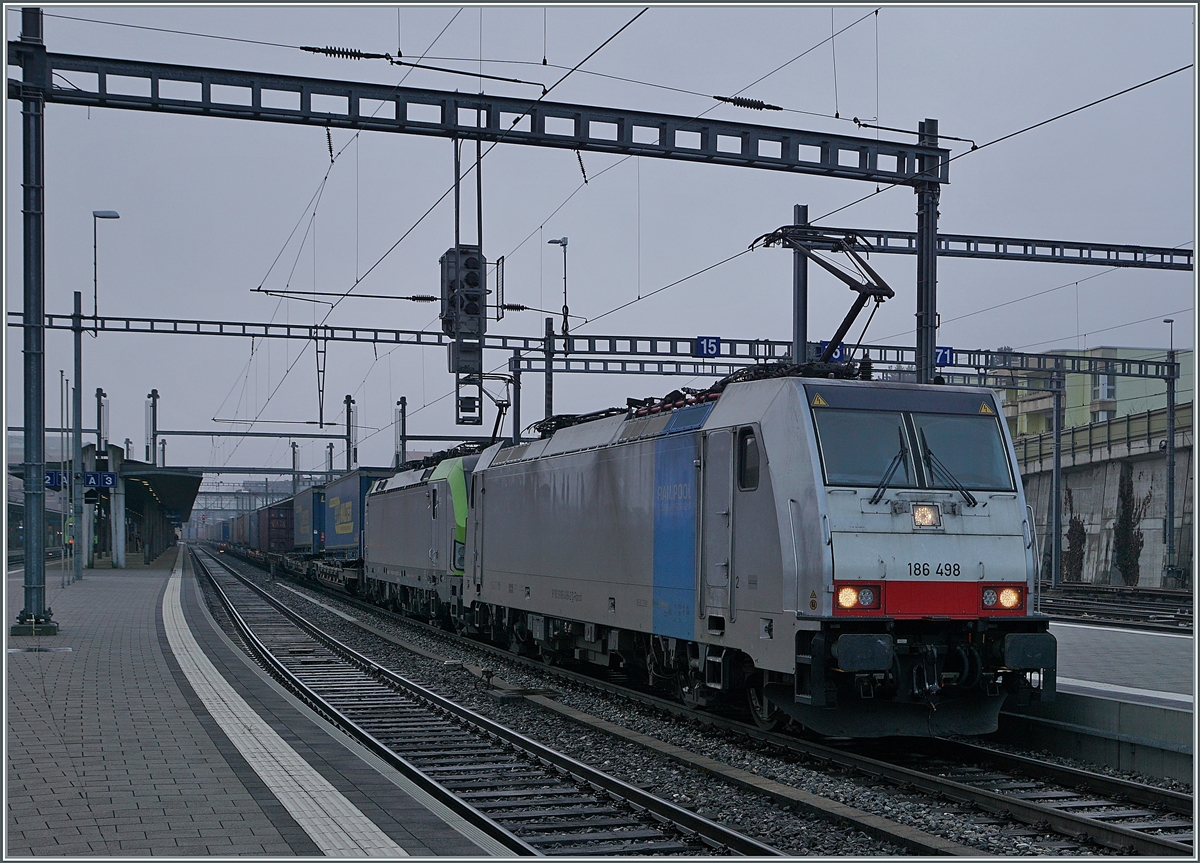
1092, 374, 1116, 401
1091, 409, 1116, 423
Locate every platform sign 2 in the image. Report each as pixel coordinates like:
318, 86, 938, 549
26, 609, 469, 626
693, 336, 721, 358
44, 470, 62, 489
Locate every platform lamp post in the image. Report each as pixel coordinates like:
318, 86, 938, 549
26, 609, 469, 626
92, 210, 119, 331
1163, 318, 1177, 585
71, 291, 83, 582
547, 237, 569, 337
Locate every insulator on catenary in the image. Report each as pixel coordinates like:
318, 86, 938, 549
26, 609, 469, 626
501, 303, 529, 312
406, 295, 438, 303
300, 45, 391, 61
713, 94, 782, 111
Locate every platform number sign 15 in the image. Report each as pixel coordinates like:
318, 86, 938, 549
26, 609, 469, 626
693, 336, 721, 358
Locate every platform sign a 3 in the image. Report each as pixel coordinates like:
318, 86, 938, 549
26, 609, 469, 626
693, 336, 721, 358
84, 472, 118, 488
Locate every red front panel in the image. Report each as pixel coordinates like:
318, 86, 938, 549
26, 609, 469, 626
832, 581, 1028, 618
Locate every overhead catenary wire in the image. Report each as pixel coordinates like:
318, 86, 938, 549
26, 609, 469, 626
1014, 307, 1193, 351
225, 10, 466, 447
811, 61, 1193, 225
319, 8, 648, 318
864, 243, 1193, 345
224, 9, 646, 453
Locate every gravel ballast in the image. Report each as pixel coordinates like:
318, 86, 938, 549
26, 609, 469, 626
202, 557, 1138, 855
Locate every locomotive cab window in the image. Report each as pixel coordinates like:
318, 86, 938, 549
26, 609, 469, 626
738, 427, 760, 491
430, 487, 438, 519
812, 409, 916, 488
811, 402, 1014, 492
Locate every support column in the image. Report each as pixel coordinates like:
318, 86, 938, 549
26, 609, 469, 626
1051, 372, 1064, 588
791, 204, 808, 364
1165, 354, 1177, 582
83, 443, 94, 569
72, 292, 83, 581
544, 317, 554, 418
510, 351, 522, 445
344, 394, 354, 471
915, 119, 940, 385
111, 474, 125, 569
395, 397, 407, 468
15, 7, 55, 634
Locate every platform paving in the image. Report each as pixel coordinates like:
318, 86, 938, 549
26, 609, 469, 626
7, 547, 496, 857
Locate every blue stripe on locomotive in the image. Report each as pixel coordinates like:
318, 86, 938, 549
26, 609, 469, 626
652, 432, 697, 641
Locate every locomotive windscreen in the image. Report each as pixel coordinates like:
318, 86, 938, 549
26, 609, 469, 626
809, 410, 918, 488
910, 413, 1014, 491
807, 386, 1014, 491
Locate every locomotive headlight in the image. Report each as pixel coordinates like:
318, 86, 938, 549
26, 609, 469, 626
837, 587, 860, 609
999, 587, 1022, 609
912, 504, 942, 528
982, 588, 998, 607
857, 587, 876, 608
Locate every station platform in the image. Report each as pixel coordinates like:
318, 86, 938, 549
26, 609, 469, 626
1050, 620, 1193, 710
6, 546, 502, 857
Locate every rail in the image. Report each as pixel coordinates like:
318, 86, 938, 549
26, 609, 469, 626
195, 547, 783, 857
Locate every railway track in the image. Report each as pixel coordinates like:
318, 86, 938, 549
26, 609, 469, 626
213, 548, 1194, 856
192, 547, 782, 857
1036, 585, 1193, 633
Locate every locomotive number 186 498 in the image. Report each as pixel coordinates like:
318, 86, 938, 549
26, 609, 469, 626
908, 562, 961, 577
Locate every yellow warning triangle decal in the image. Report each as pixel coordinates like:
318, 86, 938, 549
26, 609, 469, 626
811, 393, 829, 407
809, 590, 817, 599
979, 401, 995, 415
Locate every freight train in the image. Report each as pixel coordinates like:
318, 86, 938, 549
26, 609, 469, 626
214, 363, 1057, 738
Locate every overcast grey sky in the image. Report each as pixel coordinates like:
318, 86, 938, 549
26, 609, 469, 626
4, 4, 1196, 477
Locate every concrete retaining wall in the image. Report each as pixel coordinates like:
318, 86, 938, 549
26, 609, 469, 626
1022, 437, 1193, 587
997, 692, 1192, 782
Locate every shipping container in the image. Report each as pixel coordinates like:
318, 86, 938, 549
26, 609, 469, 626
256, 500, 294, 553
323, 468, 394, 559
247, 509, 260, 550
293, 486, 325, 553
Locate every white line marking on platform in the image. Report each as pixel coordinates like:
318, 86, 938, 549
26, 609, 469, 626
1057, 676, 1193, 707
1050, 620, 1193, 641
163, 545, 407, 857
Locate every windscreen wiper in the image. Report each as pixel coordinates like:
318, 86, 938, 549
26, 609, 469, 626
919, 429, 978, 507
869, 428, 909, 505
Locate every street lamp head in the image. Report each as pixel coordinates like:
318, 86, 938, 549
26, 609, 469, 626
92, 210, 120, 219
1163, 318, 1174, 325
547, 237, 567, 247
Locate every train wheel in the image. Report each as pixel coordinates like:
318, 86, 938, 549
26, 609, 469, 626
539, 645, 558, 666
746, 673, 783, 731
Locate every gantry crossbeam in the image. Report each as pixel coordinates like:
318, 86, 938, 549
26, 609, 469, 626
772, 225, 1193, 271
9, 311, 1177, 380
7, 47, 950, 187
